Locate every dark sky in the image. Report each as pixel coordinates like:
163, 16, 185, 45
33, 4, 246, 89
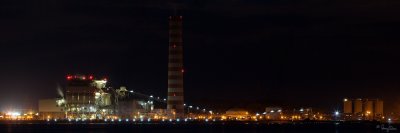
1, 0, 400, 112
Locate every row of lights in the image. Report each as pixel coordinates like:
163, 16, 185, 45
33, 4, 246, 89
129, 90, 215, 114
66, 75, 107, 81
47, 118, 219, 123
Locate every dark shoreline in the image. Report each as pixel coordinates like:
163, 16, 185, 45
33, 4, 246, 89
0, 120, 394, 133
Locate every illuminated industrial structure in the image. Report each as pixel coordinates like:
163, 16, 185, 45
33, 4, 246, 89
36, 74, 164, 120
342, 98, 384, 120
167, 15, 185, 118
62, 75, 113, 119
224, 108, 250, 120
265, 107, 282, 120
292, 107, 314, 120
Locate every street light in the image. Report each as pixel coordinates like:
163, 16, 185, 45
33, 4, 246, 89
188, 106, 193, 116
334, 111, 340, 121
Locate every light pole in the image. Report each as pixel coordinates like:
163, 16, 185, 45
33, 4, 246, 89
334, 111, 340, 121
188, 106, 193, 118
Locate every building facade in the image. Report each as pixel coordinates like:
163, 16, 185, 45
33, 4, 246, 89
65, 75, 98, 119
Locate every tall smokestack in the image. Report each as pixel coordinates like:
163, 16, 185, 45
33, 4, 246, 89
167, 15, 184, 118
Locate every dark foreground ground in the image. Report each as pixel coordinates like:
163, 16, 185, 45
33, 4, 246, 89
0, 120, 397, 133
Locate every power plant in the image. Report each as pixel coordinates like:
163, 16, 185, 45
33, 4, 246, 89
30, 16, 391, 123
37, 16, 187, 120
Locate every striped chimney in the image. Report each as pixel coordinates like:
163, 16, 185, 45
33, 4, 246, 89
167, 16, 184, 118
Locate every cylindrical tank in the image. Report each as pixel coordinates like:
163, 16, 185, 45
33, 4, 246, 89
374, 99, 384, 117
353, 99, 363, 114
343, 98, 353, 114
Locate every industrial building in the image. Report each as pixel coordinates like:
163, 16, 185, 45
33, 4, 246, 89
342, 98, 384, 120
224, 108, 250, 120
37, 75, 165, 120
265, 107, 282, 120
291, 107, 314, 120
38, 99, 65, 120
64, 75, 103, 119
35, 16, 188, 120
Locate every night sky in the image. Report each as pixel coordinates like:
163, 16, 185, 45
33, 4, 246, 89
1, 0, 400, 112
